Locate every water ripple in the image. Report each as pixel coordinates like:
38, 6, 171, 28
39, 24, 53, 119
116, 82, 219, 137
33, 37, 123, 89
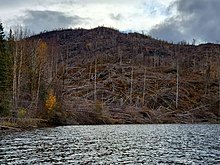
0, 124, 219, 164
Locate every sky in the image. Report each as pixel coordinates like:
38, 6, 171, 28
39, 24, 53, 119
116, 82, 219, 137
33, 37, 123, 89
0, 0, 219, 43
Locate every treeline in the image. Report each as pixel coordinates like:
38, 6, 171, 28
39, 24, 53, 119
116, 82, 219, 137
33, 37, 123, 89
0, 23, 63, 123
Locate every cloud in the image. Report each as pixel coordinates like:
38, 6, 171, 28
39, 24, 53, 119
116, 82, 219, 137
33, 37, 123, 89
109, 13, 123, 21
63, 0, 137, 5
0, 0, 68, 9
21, 10, 88, 33
149, 0, 220, 43
0, 0, 33, 8
0, 0, 174, 35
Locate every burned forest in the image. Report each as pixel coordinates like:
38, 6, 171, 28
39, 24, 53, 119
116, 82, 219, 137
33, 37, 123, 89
1, 26, 220, 126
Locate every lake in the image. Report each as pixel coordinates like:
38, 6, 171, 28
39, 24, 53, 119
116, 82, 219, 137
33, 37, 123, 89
0, 124, 219, 164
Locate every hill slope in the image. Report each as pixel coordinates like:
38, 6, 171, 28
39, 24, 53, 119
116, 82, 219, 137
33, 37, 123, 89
31, 27, 220, 124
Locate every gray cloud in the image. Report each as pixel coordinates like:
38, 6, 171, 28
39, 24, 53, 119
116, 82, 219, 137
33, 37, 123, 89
149, 0, 220, 43
62, 0, 137, 5
110, 13, 123, 21
21, 10, 87, 33
0, 0, 32, 8
0, 0, 68, 8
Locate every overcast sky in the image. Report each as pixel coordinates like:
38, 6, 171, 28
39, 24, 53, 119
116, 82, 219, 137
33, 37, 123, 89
0, 0, 219, 43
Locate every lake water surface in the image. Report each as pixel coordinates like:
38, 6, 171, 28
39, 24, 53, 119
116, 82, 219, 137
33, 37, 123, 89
0, 124, 219, 164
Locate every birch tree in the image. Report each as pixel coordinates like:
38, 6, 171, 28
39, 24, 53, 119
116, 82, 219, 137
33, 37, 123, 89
13, 27, 24, 111
34, 40, 47, 111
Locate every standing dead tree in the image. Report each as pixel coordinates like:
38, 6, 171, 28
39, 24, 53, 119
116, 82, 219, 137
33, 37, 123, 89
176, 47, 179, 109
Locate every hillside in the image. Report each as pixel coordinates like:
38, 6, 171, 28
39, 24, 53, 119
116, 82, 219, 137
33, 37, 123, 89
29, 27, 220, 124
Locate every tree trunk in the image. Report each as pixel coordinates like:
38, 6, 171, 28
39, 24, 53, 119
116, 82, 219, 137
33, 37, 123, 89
12, 41, 18, 112
17, 44, 23, 109
130, 60, 134, 104
142, 66, 147, 106
94, 57, 97, 102
218, 48, 220, 116
176, 52, 179, 109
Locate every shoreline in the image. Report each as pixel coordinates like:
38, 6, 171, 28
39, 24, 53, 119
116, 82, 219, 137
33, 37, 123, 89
1, 117, 219, 133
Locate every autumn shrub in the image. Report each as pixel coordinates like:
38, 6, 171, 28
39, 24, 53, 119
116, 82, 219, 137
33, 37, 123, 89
45, 91, 56, 112
44, 91, 66, 125
17, 108, 27, 118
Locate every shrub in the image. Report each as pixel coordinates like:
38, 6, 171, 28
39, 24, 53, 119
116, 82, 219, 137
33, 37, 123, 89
17, 108, 27, 118
45, 91, 56, 112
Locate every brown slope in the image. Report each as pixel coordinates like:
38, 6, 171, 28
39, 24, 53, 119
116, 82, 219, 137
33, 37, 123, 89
32, 27, 220, 124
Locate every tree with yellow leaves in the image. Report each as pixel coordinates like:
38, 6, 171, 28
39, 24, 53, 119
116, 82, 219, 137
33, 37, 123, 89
35, 40, 48, 111
45, 91, 56, 112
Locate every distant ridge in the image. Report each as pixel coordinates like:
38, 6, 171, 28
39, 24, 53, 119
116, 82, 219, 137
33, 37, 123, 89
28, 26, 220, 124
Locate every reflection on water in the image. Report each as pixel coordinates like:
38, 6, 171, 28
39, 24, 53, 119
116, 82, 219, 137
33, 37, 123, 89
0, 125, 220, 164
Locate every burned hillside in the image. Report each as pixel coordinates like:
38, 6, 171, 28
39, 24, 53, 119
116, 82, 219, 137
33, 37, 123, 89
29, 27, 220, 124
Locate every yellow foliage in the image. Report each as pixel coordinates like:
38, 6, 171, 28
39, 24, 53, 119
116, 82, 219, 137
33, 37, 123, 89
36, 40, 48, 63
37, 41, 47, 55
46, 92, 56, 112
17, 108, 27, 118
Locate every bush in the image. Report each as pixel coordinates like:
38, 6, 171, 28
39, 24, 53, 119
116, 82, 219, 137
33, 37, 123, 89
45, 91, 56, 112
17, 108, 27, 118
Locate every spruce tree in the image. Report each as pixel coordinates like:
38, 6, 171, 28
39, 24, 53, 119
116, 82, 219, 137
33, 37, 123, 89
0, 22, 7, 91
0, 22, 11, 116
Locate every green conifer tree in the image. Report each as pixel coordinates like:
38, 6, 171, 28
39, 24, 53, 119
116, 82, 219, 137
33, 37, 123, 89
0, 22, 12, 116
0, 22, 7, 91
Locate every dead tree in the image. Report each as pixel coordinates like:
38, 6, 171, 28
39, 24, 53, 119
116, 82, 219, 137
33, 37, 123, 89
130, 60, 134, 104
176, 49, 179, 109
218, 47, 220, 116
142, 65, 147, 106
94, 56, 97, 102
